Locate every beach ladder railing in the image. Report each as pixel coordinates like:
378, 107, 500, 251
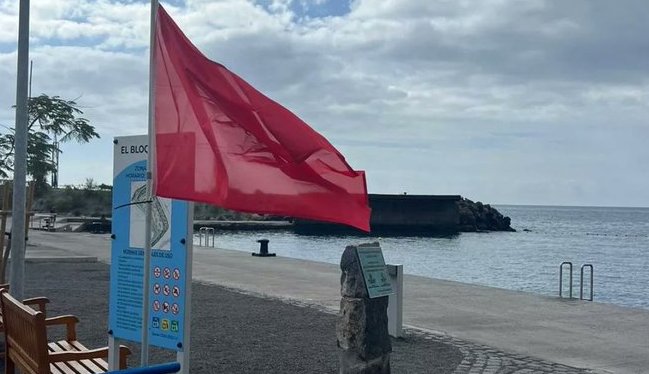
580, 264, 594, 301
559, 261, 573, 298
559, 262, 594, 301
198, 227, 215, 247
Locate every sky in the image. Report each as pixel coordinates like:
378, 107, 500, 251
0, 0, 648, 207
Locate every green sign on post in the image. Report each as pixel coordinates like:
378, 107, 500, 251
356, 243, 393, 298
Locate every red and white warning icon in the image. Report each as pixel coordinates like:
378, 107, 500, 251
153, 283, 161, 295
163, 267, 171, 279
162, 302, 170, 313
163, 284, 171, 296
172, 268, 181, 280
172, 286, 180, 298
171, 303, 179, 315
152, 300, 161, 312
153, 267, 161, 278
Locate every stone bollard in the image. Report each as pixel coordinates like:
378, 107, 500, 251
336, 243, 391, 374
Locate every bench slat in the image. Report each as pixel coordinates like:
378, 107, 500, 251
50, 364, 67, 374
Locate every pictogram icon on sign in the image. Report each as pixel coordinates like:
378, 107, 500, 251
172, 268, 180, 280
171, 303, 179, 315
163, 267, 171, 279
171, 320, 179, 332
152, 317, 160, 329
153, 300, 161, 312
162, 302, 170, 313
161, 319, 170, 331
163, 284, 171, 296
153, 267, 161, 278
172, 286, 180, 297
153, 283, 161, 295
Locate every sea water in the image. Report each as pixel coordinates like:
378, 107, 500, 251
194, 205, 649, 310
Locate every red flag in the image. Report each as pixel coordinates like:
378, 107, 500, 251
153, 5, 371, 232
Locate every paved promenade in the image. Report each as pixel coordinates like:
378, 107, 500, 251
25, 230, 649, 373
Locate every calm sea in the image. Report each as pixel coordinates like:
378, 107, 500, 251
194, 205, 649, 310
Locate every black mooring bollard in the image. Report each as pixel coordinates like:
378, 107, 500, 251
252, 239, 276, 257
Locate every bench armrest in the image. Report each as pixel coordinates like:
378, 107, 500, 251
22, 296, 49, 313
45, 315, 79, 341
49, 347, 109, 362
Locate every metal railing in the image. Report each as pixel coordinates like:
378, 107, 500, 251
580, 264, 594, 301
198, 227, 215, 247
559, 261, 573, 298
559, 262, 594, 301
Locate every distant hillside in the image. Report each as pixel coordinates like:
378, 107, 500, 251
33, 186, 270, 220
33, 186, 112, 217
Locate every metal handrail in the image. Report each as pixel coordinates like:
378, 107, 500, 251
107, 362, 181, 374
559, 261, 573, 298
580, 264, 594, 301
198, 227, 215, 247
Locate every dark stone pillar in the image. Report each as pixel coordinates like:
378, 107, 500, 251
337, 244, 391, 374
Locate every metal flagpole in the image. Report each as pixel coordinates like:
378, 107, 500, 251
176, 203, 194, 374
9, 0, 31, 301
140, 0, 159, 366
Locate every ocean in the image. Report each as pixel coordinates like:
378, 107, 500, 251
194, 205, 649, 310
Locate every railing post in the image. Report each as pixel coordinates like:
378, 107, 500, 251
198, 227, 205, 246
559, 262, 573, 299
207, 227, 215, 247
386, 264, 403, 338
580, 264, 594, 301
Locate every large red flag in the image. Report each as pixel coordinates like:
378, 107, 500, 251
153, 5, 371, 231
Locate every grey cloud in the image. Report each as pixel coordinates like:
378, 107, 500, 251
0, 0, 647, 205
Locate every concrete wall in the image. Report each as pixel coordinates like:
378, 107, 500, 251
294, 194, 461, 235
369, 194, 460, 232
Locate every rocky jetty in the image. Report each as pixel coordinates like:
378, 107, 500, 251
457, 198, 515, 232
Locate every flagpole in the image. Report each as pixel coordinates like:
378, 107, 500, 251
141, 0, 159, 366
9, 0, 30, 301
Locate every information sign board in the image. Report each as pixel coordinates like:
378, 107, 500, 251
109, 135, 189, 351
356, 243, 393, 298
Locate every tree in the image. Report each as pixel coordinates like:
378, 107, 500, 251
0, 94, 100, 195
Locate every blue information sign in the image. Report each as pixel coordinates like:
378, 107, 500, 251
109, 135, 189, 351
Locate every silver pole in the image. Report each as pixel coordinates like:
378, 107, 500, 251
9, 0, 30, 300
140, 0, 158, 366
176, 203, 194, 374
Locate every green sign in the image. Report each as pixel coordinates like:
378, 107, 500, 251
356, 243, 393, 298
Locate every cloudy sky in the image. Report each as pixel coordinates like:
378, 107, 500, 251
0, 0, 647, 207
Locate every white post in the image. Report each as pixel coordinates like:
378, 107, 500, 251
386, 264, 403, 338
177, 203, 194, 374
9, 0, 30, 301
141, 0, 159, 366
108, 336, 120, 370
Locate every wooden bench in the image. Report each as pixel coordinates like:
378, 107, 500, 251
0, 283, 49, 357
0, 289, 131, 373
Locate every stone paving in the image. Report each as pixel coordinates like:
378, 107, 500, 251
405, 328, 597, 374
258, 290, 598, 373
